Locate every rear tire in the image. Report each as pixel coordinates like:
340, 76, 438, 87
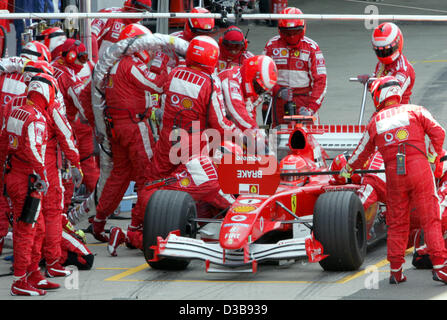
143, 190, 197, 270
313, 191, 366, 271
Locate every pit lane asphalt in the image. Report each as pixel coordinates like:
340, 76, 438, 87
1, 0, 447, 304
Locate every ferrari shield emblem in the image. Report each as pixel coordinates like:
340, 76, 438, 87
291, 194, 297, 214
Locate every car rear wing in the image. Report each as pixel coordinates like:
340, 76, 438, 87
302, 124, 366, 154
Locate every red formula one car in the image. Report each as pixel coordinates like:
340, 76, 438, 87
143, 113, 388, 273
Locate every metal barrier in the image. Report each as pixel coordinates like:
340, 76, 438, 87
0, 10, 447, 21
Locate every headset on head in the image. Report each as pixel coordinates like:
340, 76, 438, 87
62, 40, 87, 64
218, 27, 248, 51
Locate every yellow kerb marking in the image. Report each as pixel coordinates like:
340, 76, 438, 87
104, 263, 149, 281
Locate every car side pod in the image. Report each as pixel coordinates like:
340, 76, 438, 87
305, 232, 329, 263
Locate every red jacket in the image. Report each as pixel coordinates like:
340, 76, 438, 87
51, 61, 86, 125
263, 35, 327, 113
0, 98, 48, 180
45, 99, 81, 169
91, 7, 140, 62
348, 104, 445, 169
217, 50, 254, 73
374, 54, 415, 104
218, 66, 261, 130
105, 55, 167, 120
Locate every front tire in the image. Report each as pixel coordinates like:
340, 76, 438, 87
313, 191, 366, 271
143, 190, 197, 270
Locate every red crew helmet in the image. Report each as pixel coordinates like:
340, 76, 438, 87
37, 27, 67, 56
219, 26, 247, 60
118, 23, 152, 64
183, 7, 216, 41
23, 60, 54, 84
370, 76, 402, 110
21, 41, 51, 62
278, 7, 306, 46
241, 55, 277, 96
372, 22, 404, 65
185, 36, 220, 73
27, 73, 57, 109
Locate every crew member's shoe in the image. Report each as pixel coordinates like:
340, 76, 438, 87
27, 269, 60, 290
46, 261, 72, 278
389, 267, 407, 284
11, 276, 46, 296
432, 264, 447, 284
108, 227, 126, 257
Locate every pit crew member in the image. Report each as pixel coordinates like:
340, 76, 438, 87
358, 22, 415, 104
217, 26, 254, 72
340, 76, 447, 285
90, 24, 165, 243
91, 0, 153, 62
0, 75, 54, 296
219, 54, 277, 131
263, 7, 327, 125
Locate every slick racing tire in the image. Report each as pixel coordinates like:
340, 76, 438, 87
143, 190, 197, 270
313, 191, 366, 271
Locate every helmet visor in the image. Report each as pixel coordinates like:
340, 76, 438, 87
222, 40, 244, 54
373, 41, 399, 58
77, 51, 89, 64
278, 26, 304, 36
253, 79, 266, 95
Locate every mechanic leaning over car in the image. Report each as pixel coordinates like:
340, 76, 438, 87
218, 55, 277, 131
340, 75, 447, 285
90, 24, 168, 244
148, 35, 242, 180
263, 6, 327, 126
358, 22, 415, 104
217, 25, 254, 72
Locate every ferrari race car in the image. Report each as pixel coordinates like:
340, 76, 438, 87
143, 106, 388, 273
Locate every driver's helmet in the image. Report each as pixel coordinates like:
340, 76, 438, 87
279, 154, 309, 182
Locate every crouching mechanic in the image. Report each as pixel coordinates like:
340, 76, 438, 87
107, 151, 237, 256
340, 76, 447, 285
90, 24, 166, 243
0, 75, 55, 296
263, 7, 327, 125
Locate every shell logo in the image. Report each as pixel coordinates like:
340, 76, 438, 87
180, 177, 191, 187
281, 49, 288, 56
232, 205, 257, 213
181, 98, 193, 109
396, 129, 409, 141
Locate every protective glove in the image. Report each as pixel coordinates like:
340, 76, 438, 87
298, 106, 314, 116
339, 163, 354, 179
150, 107, 163, 125
71, 166, 84, 188
91, 217, 109, 243
357, 74, 372, 85
277, 87, 293, 101
428, 152, 437, 164
35, 174, 49, 195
